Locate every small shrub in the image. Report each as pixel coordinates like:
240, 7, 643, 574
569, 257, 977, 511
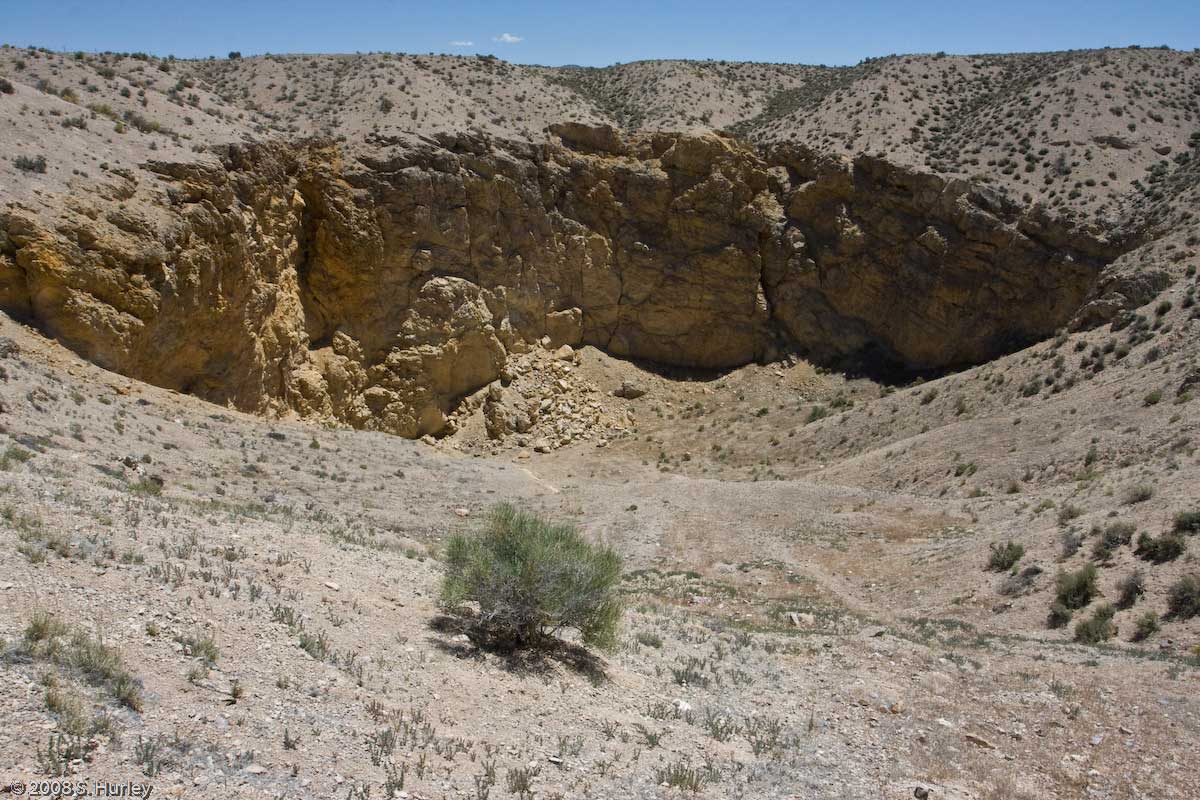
1173, 510, 1200, 534
1122, 483, 1155, 505
1057, 504, 1083, 525
1131, 612, 1160, 642
440, 504, 623, 650
987, 541, 1024, 572
1059, 530, 1082, 559
701, 708, 739, 742
1115, 570, 1145, 609
178, 630, 219, 664
1074, 604, 1116, 644
26, 611, 70, 643
0, 78, 14, 94
23, 614, 143, 710
1055, 564, 1099, 610
1092, 521, 1135, 561
1047, 601, 1072, 629
14, 154, 47, 173
653, 760, 710, 792
1166, 575, 1200, 619
1000, 565, 1042, 597
1135, 531, 1186, 563
635, 631, 663, 648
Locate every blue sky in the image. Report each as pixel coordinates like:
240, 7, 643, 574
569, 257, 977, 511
3, 1, 1197, 66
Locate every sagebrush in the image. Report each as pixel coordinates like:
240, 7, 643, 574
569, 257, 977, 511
440, 504, 623, 650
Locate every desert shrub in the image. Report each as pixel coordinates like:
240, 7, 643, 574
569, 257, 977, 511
1173, 510, 1200, 534
1074, 603, 1116, 644
653, 760, 711, 792
1115, 570, 1145, 608
0, 78, 14, 94
1059, 530, 1082, 559
1091, 521, 1135, 561
1122, 483, 1155, 505
1000, 565, 1042, 597
1055, 564, 1098, 610
440, 503, 623, 650
635, 631, 663, 648
1057, 504, 1083, 525
1047, 601, 1072, 629
1131, 612, 1159, 641
987, 541, 1024, 571
1166, 575, 1200, 619
14, 154, 47, 173
1135, 531, 1186, 563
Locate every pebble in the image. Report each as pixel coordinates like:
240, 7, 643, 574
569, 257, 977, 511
964, 733, 994, 749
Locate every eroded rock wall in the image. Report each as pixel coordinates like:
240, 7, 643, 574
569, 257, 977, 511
0, 126, 1122, 436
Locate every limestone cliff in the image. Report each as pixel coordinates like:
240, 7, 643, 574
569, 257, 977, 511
0, 126, 1123, 437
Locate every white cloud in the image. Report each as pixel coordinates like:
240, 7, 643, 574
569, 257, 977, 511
492, 33, 523, 44
449, 40, 474, 47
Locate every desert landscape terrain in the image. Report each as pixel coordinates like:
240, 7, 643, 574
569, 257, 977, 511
1, 43, 1199, 799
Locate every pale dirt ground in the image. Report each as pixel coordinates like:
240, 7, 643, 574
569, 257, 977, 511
1, 275, 1198, 798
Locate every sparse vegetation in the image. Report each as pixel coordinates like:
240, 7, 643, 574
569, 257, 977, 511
1092, 521, 1135, 561
1132, 612, 1160, 641
1166, 575, 1200, 619
14, 154, 47, 173
987, 541, 1024, 571
1135, 531, 1186, 563
1116, 570, 1145, 609
1054, 564, 1099, 611
1074, 603, 1116, 643
18, 612, 143, 710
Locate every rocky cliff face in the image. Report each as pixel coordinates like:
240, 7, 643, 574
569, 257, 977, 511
0, 125, 1123, 437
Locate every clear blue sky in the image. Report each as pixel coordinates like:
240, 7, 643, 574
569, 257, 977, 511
3, 0, 1197, 66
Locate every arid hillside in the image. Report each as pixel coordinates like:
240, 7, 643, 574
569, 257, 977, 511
0, 42, 1199, 799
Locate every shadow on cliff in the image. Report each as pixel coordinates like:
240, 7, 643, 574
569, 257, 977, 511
614, 343, 998, 389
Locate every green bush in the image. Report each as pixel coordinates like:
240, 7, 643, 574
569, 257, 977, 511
1115, 570, 1145, 609
1135, 531, 1186, 563
440, 504, 623, 651
1166, 575, 1200, 619
1122, 483, 1155, 505
1173, 510, 1200, 534
1055, 564, 1098, 610
987, 541, 1024, 571
13, 154, 47, 173
1047, 601, 1072, 629
1091, 521, 1135, 561
1131, 612, 1159, 642
1074, 604, 1116, 644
